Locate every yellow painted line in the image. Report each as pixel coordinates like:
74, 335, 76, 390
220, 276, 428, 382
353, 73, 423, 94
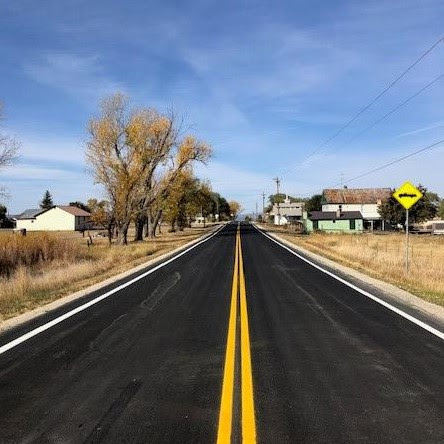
238, 228, 257, 444
216, 226, 239, 444
217, 224, 257, 444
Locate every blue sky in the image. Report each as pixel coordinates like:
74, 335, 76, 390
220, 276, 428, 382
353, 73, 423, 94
0, 0, 443, 214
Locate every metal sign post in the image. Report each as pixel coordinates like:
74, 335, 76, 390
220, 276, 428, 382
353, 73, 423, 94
405, 209, 409, 272
393, 182, 423, 273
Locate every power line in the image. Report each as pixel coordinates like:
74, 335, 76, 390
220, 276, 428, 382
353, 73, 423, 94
298, 138, 444, 197
336, 73, 444, 149
281, 36, 444, 174
341, 138, 444, 186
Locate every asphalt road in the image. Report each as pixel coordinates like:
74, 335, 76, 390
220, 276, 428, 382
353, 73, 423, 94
0, 222, 442, 443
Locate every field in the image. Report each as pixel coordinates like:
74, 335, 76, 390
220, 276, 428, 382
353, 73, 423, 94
262, 225, 444, 306
0, 225, 216, 322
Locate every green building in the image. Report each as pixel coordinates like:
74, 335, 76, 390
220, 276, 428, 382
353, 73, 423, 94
304, 210, 364, 233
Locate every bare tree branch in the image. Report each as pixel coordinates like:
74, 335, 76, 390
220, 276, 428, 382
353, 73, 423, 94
0, 101, 20, 198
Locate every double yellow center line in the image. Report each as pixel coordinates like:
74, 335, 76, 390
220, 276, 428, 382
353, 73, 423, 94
217, 224, 256, 444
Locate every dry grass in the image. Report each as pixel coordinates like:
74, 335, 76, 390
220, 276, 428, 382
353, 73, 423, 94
0, 225, 215, 321
0, 233, 88, 276
262, 225, 444, 306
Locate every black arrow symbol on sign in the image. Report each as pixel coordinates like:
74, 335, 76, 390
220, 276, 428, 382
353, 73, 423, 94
399, 193, 417, 198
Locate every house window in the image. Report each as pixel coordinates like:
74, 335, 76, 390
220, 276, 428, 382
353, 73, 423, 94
350, 219, 356, 230
313, 220, 319, 230
338, 204, 342, 211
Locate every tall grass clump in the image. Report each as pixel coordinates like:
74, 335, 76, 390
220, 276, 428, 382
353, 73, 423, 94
0, 233, 87, 277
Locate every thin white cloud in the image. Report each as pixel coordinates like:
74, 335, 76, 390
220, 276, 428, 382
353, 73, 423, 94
23, 52, 125, 102
1, 164, 80, 181
17, 133, 85, 165
181, 25, 359, 101
395, 122, 444, 138
1, 163, 101, 212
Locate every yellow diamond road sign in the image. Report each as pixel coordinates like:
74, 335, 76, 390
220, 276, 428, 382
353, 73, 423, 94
393, 181, 423, 210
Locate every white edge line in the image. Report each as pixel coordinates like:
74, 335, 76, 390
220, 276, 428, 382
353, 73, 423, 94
253, 224, 444, 340
0, 224, 226, 355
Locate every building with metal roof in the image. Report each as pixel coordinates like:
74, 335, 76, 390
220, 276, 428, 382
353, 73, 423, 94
321, 188, 391, 230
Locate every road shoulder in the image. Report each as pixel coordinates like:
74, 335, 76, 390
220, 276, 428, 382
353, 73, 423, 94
255, 224, 444, 333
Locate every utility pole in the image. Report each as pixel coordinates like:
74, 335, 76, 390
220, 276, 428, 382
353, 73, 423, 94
255, 202, 258, 221
273, 177, 281, 226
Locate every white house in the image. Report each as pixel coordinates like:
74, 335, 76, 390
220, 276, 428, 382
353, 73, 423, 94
15, 206, 91, 231
272, 197, 303, 225
322, 188, 391, 230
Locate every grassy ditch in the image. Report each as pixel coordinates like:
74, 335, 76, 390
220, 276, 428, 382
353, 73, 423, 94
0, 225, 216, 322
261, 225, 444, 307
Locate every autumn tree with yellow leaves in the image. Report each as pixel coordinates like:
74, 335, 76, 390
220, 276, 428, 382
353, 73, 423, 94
136, 133, 211, 240
162, 168, 195, 232
228, 201, 243, 219
86, 93, 211, 244
163, 168, 214, 232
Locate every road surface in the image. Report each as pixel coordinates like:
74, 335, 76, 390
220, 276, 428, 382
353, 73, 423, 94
0, 223, 442, 443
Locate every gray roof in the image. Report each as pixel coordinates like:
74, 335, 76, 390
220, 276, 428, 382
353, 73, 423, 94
309, 211, 363, 221
16, 208, 46, 220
